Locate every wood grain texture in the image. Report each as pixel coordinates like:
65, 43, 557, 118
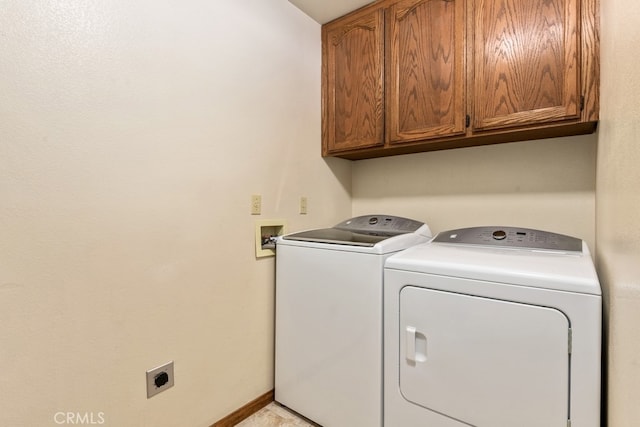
211, 390, 274, 427
320, 0, 599, 160
333, 121, 597, 159
473, 0, 580, 130
581, 0, 599, 121
323, 8, 385, 154
387, 0, 465, 143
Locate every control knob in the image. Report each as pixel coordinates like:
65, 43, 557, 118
492, 230, 507, 240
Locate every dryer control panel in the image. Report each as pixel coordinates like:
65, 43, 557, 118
433, 226, 582, 252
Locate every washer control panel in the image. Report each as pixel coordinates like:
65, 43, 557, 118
335, 215, 424, 236
433, 226, 582, 252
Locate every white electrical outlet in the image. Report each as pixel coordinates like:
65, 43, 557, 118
251, 194, 261, 215
300, 196, 308, 215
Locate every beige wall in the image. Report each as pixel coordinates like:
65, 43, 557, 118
597, 0, 640, 425
353, 135, 597, 251
0, 1, 350, 425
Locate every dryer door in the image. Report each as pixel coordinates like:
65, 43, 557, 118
399, 286, 570, 427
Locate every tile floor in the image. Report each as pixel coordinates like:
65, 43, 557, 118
235, 402, 319, 427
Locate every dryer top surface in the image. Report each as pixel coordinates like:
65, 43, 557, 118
385, 228, 601, 295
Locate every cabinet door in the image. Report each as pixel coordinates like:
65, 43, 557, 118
387, 0, 466, 143
472, 0, 580, 131
323, 9, 385, 154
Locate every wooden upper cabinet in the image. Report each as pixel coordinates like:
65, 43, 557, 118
321, 0, 598, 159
387, 0, 466, 143
472, 0, 581, 131
322, 9, 385, 154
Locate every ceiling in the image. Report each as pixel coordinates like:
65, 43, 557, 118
288, 0, 375, 24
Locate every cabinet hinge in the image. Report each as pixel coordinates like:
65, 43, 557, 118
568, 328, 573, 354
580, 96, 585, 111
465, 115, 470, 128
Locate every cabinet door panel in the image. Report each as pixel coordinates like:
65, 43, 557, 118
388, 0, 466, 143
473, 0, 580, 130
323, 10, 384, 153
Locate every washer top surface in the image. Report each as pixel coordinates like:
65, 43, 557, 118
279, 215, 432, 254
385, 226, 601, 295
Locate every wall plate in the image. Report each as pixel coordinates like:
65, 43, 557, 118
146, 361, 174, 398
255, 219, 287, 258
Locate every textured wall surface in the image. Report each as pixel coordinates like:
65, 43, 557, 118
597, 0, 640, 425
353, 135, 596, 251
0, 1, 350, 425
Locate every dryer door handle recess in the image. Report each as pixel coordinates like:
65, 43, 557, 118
405, 326, 427, 363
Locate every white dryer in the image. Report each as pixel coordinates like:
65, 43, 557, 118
275, 215, 431, 427
384, 226, 601, 427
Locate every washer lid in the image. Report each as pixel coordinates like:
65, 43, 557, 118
282, 215, 427, 247
281, 228, 386, 247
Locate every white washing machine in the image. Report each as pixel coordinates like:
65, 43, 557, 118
275, 215, 432, 427
384, 226, 602, 427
